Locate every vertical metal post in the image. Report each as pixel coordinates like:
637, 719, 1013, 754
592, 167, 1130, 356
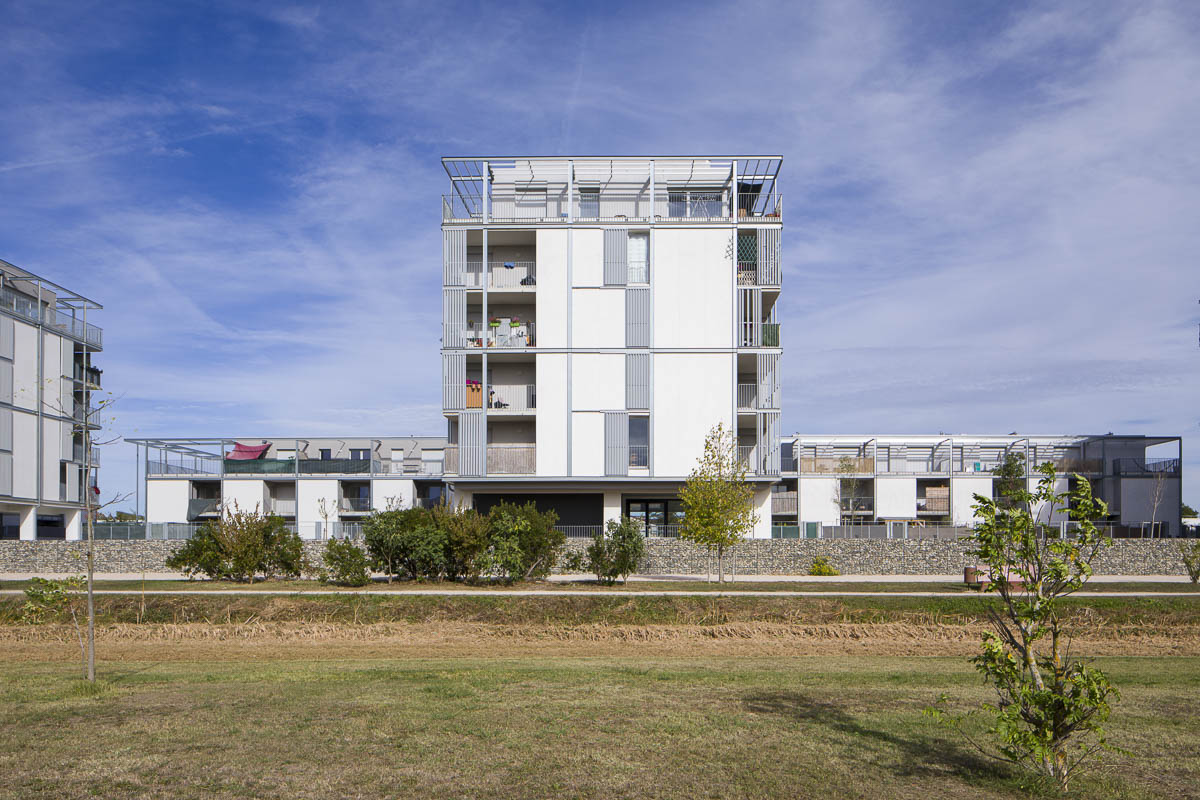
481, 223, 488, 472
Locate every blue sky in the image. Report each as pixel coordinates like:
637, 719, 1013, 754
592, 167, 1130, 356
1, 0, 1197, 510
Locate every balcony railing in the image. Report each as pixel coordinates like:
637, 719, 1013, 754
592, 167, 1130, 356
736, 383, 757, 409
737, 322, 780, 348
772, 491, 798, 514
461, 322, 536, 349
222, 458, 380, 475
0, 285, 103, 347
629, 445, 649, 468
341, 497, 372, 513
269, 499, 296, 516
442, 192, 782, 224
299, 458, 379, 475
736, 261, 782, 287
916, 496, 950, 514
1113, 458, 1180, 476
224, 458, 297, 475
463, 261, 537, 289
488, 384, 536, 413
799, 456, 874, 474
558, 525, 603, 539
487, 444, 536, 474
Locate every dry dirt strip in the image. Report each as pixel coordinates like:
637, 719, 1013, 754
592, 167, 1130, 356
1, 588, 1198, 598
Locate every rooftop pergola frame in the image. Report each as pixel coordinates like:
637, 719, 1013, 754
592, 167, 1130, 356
0, 258, 103, 313
441, 156, 783, 222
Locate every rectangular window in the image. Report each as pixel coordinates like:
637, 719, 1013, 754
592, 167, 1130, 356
319, 449, 332, 461
0, 512, 19, 540
627, 232, 649, 283
629, 416, 649, 468
349, 449, 370, 461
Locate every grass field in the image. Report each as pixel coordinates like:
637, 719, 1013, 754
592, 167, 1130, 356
4, 593, 1198, 798
2, 656, 1198, 799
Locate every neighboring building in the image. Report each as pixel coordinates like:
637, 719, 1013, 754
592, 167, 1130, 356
126, 155, 1187, 541
0, 259, 102, 540
438, 156, 783, 537
130, 437, 446, 538
772, 434, 1184, 537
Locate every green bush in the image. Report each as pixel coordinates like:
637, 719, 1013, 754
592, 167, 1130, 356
1180, 540, 1200, 584
364, 509, 420, 582
435, 506, 490, 581
482, 501, 563, 581
586, 517, 647, 585
809, 556, 840, 576
320, 539, 371, 586
166, 506, 304, 582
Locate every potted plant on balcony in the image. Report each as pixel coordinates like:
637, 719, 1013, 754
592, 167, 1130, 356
509, 316, 521, 328
488, 317, 500, 328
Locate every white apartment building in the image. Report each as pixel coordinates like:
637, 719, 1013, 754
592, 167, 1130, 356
127, 154, 1186, 542
438, 156, 783, 537
0, 259, 102, 540
131, 436, 446, 538
771, 434, 1183, 537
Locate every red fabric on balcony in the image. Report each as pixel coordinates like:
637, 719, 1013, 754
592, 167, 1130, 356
226, 442, 271, 461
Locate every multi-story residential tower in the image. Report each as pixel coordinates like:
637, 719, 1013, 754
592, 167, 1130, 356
0, 259, 102, 540
439, 156, 783, 536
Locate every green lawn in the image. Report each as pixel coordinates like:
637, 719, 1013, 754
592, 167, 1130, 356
2, 656, 1197, 799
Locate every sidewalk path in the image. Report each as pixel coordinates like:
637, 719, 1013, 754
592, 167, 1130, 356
1, 588, 1197, 598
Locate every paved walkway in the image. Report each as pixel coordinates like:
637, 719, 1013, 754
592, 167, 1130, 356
0, 588, 1197, 598
2, 572, 1193, 583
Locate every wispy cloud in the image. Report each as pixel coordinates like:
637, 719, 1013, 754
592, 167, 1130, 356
0, 0, 1196, 507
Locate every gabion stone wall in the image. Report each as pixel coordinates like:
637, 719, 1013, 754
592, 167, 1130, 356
0, 538, 1190, 576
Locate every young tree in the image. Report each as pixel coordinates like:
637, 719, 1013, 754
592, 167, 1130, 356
930, 464, 1119, 791
22, 575, 88, 677
678, 423, 758, 583
835, 455, 865, 525
1179, 540, 1200, 584
992, 450, 1026, 509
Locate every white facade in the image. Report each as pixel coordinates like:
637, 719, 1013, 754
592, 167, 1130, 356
439, 156, 783, 536
0, 259, 101, 542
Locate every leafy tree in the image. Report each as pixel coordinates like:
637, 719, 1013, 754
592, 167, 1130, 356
586, 517, 647, 585
166, 504, 304, 582
835, 455, 868, 524
992, 451, 1026, 509
678, 423, 757, 582
1182, 501, 1197, 517
483, 501, 563, 581
23, 576, 88, 677
434, 505, 490, 581
319, 538, 371, 586
393, 510, 448, 581
928, 464, 1119, 791
362, 509, 411, 582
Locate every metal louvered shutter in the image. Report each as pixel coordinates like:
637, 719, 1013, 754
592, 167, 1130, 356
442, 288, 466, 348
604, 412, 629, 476
625, 353, 650, 410
443, 230, 467, 286
442, 352, 466, 411
757, 227, 780, 285
756, 353, 779, 409
758, 412, 780, 476
625, 288, 650, 347
603, 229, 628, 286
460, 411, 485, 477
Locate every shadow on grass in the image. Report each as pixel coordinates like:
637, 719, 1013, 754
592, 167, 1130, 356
742, 691, 1014, 786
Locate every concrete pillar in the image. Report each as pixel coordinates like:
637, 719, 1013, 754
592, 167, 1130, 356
65, 509, 82, 540
18, 506, 36, 540
602, 490, 622, 524
752, 487, 773, 539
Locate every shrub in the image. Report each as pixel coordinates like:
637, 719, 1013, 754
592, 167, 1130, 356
166, 505, 304, 582
809, 556, 840, 576
481, 501, 563, 581
1180, 540, 1200, 584
363, 509, 409, 582
393, 510, 448, 580
435, 506, 490, 581
586, 517, 647, 585
320, 538, 371, 586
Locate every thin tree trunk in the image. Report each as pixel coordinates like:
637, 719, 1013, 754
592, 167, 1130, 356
86, 454, 95, 683
718, 545, 725, 584
70, 608, 86, 679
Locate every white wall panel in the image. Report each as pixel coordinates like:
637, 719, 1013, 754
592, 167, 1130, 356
12, 321, 37, 411
571, 353, 625, 410
571, 412, 605, 477
297, 479, 340, 529
221, 479, 267, 515
652, 228, 734, 349
571, 289, 625, 349
799, 478, 840, 525
42, 420, 62, 501
875, 477, 916, 519
652, 353, 732, 476
536, 229, 569, 347
535, 353, 569, 476
951, 478, 993, 526
146, 480, 190, 523
11, 411, 36, 498
572, 228, 604, 287
371, 478, 414, 511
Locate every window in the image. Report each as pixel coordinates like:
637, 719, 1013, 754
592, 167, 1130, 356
319, 449, 332, 461
625, 499, 684, 536
627, 232, 649, 283
0, 512, 18, 540
349, 448, 370, 461
629, 416, 649, 468
578, 186, 599, 218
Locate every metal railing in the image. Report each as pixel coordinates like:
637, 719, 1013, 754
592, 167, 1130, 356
798, 456, 874, 474
629, 445, 649, 468
916, 496, 950, 514
558, 525, 603, 539
268, 499, 296, 515
223, 458, 298, 475
487, 444, 536, 474
462, 261, 537, 289
341, 497, 372, 512
0, 285, 103, 347
388, 460, 443, 476
772, 491, 798, 514
648, 524, 681, 538
461, 322, 536, 348
781, 455, 797, 473
627, 261, 649, 284
736, 261, 781, 287
1113, 458, 1180, 476
737, 322, 780, 348
736, 383, 758, 409
443, 191, 781, 224
299, 458, 379, 475
736, 192, 783, 220
488, 384, 536, 413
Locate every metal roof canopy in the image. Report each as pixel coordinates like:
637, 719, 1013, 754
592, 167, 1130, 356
129, 436, 447, 459
0, 258, 103, 310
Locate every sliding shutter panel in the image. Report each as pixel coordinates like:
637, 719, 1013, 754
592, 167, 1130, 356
625, 353, 650, 410
757, 227, 780, 285
603, 229, 628, 286
442, 352, 465, 411
758, 412, 780, 476
443, 230, 467, 286
756, 353, 779, 410
604, 412, 629, 477
459, 411, 485, 477
0, 317, 12, 360
442, 288, 466, 348
625, 288, 650, 347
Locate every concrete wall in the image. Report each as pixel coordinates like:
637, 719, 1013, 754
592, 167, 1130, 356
572, 353, 624, 410
370, 478, 413, 511
570, 289, 624, 349
571, 412, 605, 476
297, 479, 339, 527
2, 539, 1191, 576
222, 479, 266, 515
652, 228, 733, 349
12, 321, 37, 410
952, 478, 992, 525
875, 477, 915, 519
535, 353, 568, 477
535, 229, 568, 348
652, 353, 731, 476
11, 412, 36, 498
572, 228, 604, 287
146, 479, 190, 523
799, 477, 839, 525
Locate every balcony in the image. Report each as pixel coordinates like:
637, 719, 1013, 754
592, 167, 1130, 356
799, 456, 874, 474
487, 384, 536, 414
1113, 458, 1180, 476
736, 261, 782, 287
464, 261, 537, 289
442, 191, 783, 225
268, 499, 296, 516
0, 286, 103, 347
736, 384, 757, 410
340, 497, 372, 513
460, 322, 536, 349
224, 458, 297, 475
916, 496, 950, 515
299, 458, 378, 475
486, 444, 536, 474
772, 491, 798, 515
737, 322, 780, 348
